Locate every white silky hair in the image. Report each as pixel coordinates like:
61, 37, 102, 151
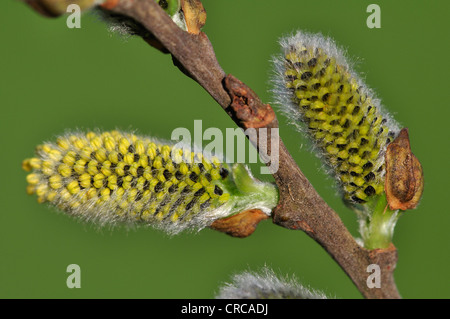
216, 266, 329, 299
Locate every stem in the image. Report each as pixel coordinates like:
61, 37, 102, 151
216, 164, 279, 216
359, 195, 401, 250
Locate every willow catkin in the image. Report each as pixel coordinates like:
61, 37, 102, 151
216, 267, 328, 299
273, 31, 400, 205
23, 130, 278, 234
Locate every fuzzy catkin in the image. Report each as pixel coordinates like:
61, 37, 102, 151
216, 267, 328, 299
23, 130, 276, 234
273, 31, 400, 204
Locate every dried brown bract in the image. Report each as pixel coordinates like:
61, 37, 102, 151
385, 128, 424, 210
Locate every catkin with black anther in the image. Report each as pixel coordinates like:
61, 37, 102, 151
23, 130, 278, 234
273, 31, 400, 206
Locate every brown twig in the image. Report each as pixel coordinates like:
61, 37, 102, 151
25, 0, 401, 298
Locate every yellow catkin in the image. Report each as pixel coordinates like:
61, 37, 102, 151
277, 32, 399, 204
23, 131, 235, 231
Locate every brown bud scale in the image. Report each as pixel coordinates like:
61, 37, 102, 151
385, 128, 423, 210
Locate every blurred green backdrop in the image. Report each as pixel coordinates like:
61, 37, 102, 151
0, 0, 448, 299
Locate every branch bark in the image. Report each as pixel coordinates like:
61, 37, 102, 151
25, 0, 401, 299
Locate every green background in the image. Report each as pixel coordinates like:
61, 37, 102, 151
1, 0, 448, 299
